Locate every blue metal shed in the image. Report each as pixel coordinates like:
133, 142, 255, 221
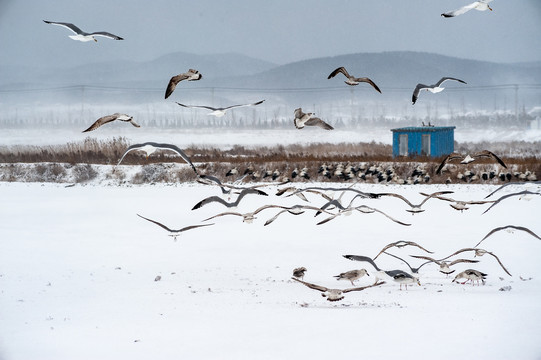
391, 126, 455, 158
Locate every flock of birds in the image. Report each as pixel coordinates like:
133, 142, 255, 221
41, 0, 541, 304
43, 1, 493, 133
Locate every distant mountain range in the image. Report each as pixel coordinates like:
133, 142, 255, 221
2, 51, 540, 108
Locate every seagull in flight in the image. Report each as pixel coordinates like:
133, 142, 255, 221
412, 77, 466, 105
82, 113, 139, 132
176, 100, 264, 117
327, 67, 382, 93
291, 277, 385, 302
293, 108, 334, 130
137, 214, 214, 241
164, 69, 202, 99
441, 0, 493, 18
475, 225, 541, 247
116, 142, 197, 173
436, 150, 506, 174
192, 188, 268, 210
43, 20, 123, 42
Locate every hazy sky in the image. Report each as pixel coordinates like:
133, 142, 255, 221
1, 0, 541, 68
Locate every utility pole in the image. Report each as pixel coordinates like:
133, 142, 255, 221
514, 84, 519, 124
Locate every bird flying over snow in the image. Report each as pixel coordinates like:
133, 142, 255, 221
82, 113, 139, 132
176, 100, 265, 117
327, 67, 382, 93
293, 108, 333, 130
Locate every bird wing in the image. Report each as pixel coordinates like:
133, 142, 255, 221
201, 212, 243, 221
82, 114, 118, 132
129, 119, 141, 128
482, 191, 541, 214
473, 150, 507, 168
164, 74, 190, 99
291, 277, 329, 292
435, 77, 467, 87
147, 142, 197, 174
342, 255, 380, 271
475, 225, 541, 247
375, 192, 415, 207
90, 32, 124, 40
418, 191, 455, 206
409, 255, 440, 264
441, 2, 479, 17
448, 259, 480, 266
412, 84, 428, 105
343, 281, 386, 293
176, 102, 218, 111
486, 251, 512, 276
43, 20, 84, 35
356, 77, 382, 93
117, 143, 147, 165
304, 117, 334, 130
137, 213, 176, 232
436, 152, 465, 174
327, 67, 350, 80
484, 182, 515, 199
358, 206, 412, 226
192, 196, 228, 210
222, 100, 265, 110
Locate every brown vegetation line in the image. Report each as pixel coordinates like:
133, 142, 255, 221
0, 138, 539, 184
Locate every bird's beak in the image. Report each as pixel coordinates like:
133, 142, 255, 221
488, 6, 492, 11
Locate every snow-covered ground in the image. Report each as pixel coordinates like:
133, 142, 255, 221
1, 181, 540, 359
1, 126, 541, 148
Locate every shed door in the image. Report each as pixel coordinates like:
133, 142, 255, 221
399, 134, 408, 156
421, 134, 431, 156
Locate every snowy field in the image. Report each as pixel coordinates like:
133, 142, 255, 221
1, 126, 541, 148
1, 181, 540, 360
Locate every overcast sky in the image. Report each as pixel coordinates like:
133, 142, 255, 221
1, 0, 540, 68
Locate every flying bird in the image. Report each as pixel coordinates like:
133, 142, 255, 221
192, 188, 268, 210
441, 0, 493, 18
410, 255, 480, 276
436, 150, 507, 174
484, 181, 541, 199
176, 100, 265, 117
412, 77, 466, 105
164, 69, 202, 99
372, 240, 434, 260
316, 205, 412, 227
327, 67, 382, 93
419, 192, 495, 212
82, 113, 139, 132
137, 214, 213, 241
482, 190, 541, 214
375, 191, 454, 214
292, 277, 385, 302
293, 108, 333, 130
116, 142, 197, 173
441, 248, 511, 276
43, 20, 123, 41
475, 225, 541, 247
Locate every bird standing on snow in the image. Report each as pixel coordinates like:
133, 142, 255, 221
334, 269, 369, 286
412, 77, 467, 105
43, 20, 123, 41
164, 69, 202, 99
452, 269, 487, 285
292, 267, 307, 280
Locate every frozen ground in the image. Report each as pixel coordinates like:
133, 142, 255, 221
1, 181, 540, 360
1, 126, 541, 148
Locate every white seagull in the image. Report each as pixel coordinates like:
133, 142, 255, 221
82, 113, 139, 132
327, 67, 382, 93
116, 142, 197, 173
436, 150, 506, 174
293, 108, 334, 130
164, 69, 202, 99
412, 77, 467, 105
43, 20, 123, 42
475, 225, 541, 247
176, 100, 265, 117
292, 277, 385, 302
441, 1, 493, 18
137, 214, 214, 241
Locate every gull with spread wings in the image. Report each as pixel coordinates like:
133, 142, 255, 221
327, 67, 382, 93
176, 100, 264, 117
43, 20, 123, 41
